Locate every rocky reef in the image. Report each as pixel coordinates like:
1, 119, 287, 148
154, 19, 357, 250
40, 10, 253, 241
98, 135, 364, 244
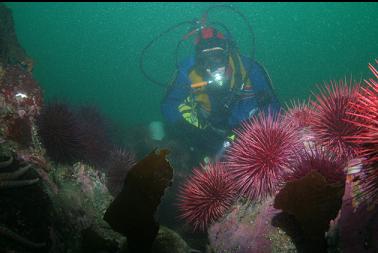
0, 3, 193, 252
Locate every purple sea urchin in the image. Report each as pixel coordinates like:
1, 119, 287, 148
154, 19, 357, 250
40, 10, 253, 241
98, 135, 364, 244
105, 148, 136, 196
36, 101, 85, 165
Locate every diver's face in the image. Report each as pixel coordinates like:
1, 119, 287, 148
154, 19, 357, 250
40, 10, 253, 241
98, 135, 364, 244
198, 48, 227, 73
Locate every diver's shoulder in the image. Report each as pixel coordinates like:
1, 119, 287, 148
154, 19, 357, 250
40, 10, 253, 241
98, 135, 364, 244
241, 55, 265, 69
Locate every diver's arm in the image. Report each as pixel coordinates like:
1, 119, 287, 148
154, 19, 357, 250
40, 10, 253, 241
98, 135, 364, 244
160, 70, 191, 124
227, 59, 281, 129
251, 61, 282, 115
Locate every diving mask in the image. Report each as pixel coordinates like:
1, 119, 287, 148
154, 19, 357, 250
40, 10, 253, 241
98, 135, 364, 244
207, 66, 227, 87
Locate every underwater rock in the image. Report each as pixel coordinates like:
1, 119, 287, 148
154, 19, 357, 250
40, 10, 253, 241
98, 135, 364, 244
6, 117, 33, 146
0, 4, 43, 155
208, 197, 296, 253
119, 226, 193, 253
0, 64, 43, 149
329, 169, 378, 253
104, 149, 173, 253
47, 162, 122, 252
151, 226, 192, 253
0, 153, 50, 252
81, 227, 119, 253
0, 3, 32, 67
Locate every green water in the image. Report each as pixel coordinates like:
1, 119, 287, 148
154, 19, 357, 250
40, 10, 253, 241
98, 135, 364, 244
5, 2, 378, 132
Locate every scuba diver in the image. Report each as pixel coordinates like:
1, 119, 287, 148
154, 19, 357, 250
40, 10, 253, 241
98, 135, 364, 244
142, 6, 281, 164
161, 26, 281, 163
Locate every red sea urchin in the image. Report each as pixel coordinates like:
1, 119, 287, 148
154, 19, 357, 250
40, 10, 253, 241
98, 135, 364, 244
177, 162, 236, 232
225, 112, 301, 201
285, 144, 346, 185
345, 61, 378, 203
283, 100, 314, 130
346, 62, 378, 165
310, 80, 362, 159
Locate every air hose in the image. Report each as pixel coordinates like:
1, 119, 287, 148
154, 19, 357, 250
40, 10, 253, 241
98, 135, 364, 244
139, 4, 256, 88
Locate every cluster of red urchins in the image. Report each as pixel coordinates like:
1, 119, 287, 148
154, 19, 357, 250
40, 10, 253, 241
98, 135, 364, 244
177, 62, 378, 231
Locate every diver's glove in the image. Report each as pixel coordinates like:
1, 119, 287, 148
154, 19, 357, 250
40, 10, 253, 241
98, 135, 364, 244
178, 100, 210, 129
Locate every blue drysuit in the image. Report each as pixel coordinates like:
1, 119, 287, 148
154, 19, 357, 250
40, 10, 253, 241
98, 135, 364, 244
161, 55, 281, 130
